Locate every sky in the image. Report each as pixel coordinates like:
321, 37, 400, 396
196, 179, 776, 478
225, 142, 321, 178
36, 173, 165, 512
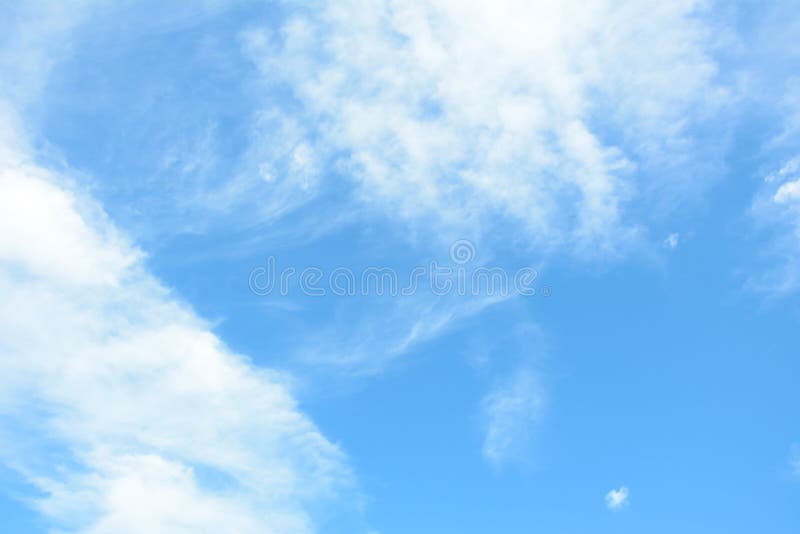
0, 1, 799, 532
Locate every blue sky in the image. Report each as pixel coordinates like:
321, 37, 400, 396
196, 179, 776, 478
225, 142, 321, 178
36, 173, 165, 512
0, 1, 799, 532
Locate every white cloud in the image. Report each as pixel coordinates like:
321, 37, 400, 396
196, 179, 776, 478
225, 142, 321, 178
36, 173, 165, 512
768, 155, 800, 206
746, 7, 800, 296
0, 8, 361, 528
481, 367, 544, 467
749, 155, 800, 294
774, 179, 800, 204
765, 156, 800, 184
0, 113, 352, 532
605, 486, 630, 510
663, 232, 680, 249
244, 0, 723, 257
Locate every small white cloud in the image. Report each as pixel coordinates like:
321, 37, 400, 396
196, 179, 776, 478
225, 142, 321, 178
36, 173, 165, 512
774, 179, 800, 204
663, 232, 680, 249
605, 486, 630, 510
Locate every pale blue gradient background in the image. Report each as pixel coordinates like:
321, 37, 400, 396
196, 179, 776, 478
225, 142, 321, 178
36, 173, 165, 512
1, 1, 799, 532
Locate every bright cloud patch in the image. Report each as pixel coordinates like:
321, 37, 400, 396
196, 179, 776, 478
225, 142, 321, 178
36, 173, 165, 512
605, 486, 630, 510
774, 179, 800, 204
244, 0, 722, 255
0, 141, 350, 531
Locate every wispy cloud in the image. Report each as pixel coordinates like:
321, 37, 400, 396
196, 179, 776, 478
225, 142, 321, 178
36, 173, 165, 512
0, 114, 353, 531
742, 5, 800, 296
663, 232, 680, 250
748, 155, 800, 294
481, 367, 544, 467
243, 0, 725, 258
295, 291, 510, 376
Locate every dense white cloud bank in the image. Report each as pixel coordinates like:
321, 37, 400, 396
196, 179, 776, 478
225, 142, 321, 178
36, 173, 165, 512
0, 121, 350, 532
244, 0, 723, 256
